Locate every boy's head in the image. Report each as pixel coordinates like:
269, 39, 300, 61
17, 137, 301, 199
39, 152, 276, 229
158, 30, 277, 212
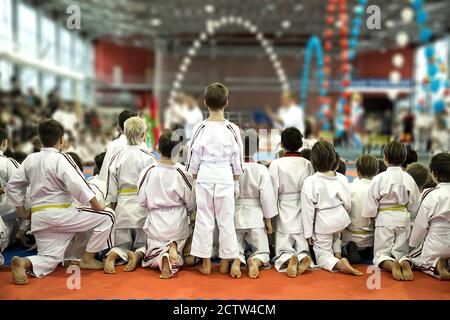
0, 128, 8, 152
377, 159, 387, 173
300, 148, 311, 161
356, 154, 379, 179
281, 127, 303, 152
311, 141, 336, 173
38, 119, 65, 148
124, 116, 147, 145
204, 82, 228, 111
429, 152, 450, 183
244, 131, 259, 158
383, 141, 407, 166
406, 163, 430, 192
402, 147, 418, 169
158, 130, 181, 159
67, 152, 83, 172
93, 152, 106, 175
118, 110, 137, 132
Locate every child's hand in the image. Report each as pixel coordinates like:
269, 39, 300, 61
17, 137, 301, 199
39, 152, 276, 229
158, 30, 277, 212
307, 238, 314, 246
265, 218, 273, 235
234, 181, 240, 199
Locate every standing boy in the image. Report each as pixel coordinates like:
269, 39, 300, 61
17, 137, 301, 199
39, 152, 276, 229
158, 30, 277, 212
187, 83, 244, 277
6, 120, 115, 284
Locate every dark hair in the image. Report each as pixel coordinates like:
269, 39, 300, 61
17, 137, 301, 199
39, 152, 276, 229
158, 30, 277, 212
300, 148, 311, 161
402, 147, 418, 169
67, 152, 83, 172
383, 141, 407, 166
0, 128, 7, 145
406, 163, 429, 190
356, 154, 378, 178
423, 174, 437, 189
244, 131, 259, 158
38, 119, 64, 147
337, 159, 347, 175
158, 130, 181, 158
118, 110, 137, 131
94, 152, 106, 175
281, 127, 303, 152
429, 152, 450, 183
204, 82, 228, 111
13, 151, 28, 164
311, 141, 336, 172
378, 159, 387, 173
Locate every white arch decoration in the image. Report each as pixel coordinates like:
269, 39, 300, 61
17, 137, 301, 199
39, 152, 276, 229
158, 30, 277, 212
168, 15, 290, 106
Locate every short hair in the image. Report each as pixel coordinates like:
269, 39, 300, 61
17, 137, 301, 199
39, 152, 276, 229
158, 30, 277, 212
94, 152, 106, 175
378, 159, 387, 173
158, 130, 181, 158
402, 147, 418, 169
244, 131, 259, 158
118, 110, 137, 131
429, 152, 450, 183
281, 127, 303, 152
204, 82, 228, 111
13, 151, 28, 164
124, 116, 147, 145
38, 119, 64, 147
300, 148, 311, 161
423, 174, 437, 189
311, 141, 336, 172
337, 159, 347, 175
383, 141, 407, 166
67, 152, 83, 172
356, 154, 379, 178
0, 128, 7, 145
406, 163, 429, 190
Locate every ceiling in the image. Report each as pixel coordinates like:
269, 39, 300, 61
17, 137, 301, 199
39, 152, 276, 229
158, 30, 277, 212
26, 0, 450, 55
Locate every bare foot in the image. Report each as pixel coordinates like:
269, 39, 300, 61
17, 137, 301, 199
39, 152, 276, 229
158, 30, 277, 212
436, 258, 450, 281
63, 259, 80, 267
337, 258, 363, 276
401, 261, 414, 281
168, 242, 179, 264
12, 256, 29, 285
184, 255, 196, 266
247, 257, 262, 279
392, 261, 404, 281
124, 251, 142, 272
103, 253, 117, 274
80, 258, 104, 270
297, 256, 312, 275
160, 256, 172, 279
198, 258, 211, 275
219, 259, 230, 274
230, 259, 242, 279
287, 255, 299, 278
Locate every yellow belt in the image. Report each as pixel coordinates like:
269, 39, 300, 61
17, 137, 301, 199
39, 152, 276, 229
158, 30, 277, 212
347, 228, 374, 235
118, 188, 138, 194
379, 205, 407, 212
31, 204, 72, 213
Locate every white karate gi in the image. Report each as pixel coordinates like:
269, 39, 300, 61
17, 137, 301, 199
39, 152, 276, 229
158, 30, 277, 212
235, 161, 277, 267
342, 178, 375, 249
0, 215, 7, 266
138, 163, 195, 274
106, 145, 157, 262
187, 120, 243, 259
277, 105, 305, 135
301, 172, 352, 272
269, 154, 314, 271
409, 183, 450, 278
362, 166, 420, 266
0, 151, 20, 248
6, 148, 115, 277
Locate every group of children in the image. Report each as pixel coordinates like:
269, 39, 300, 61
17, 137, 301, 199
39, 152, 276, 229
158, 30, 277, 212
0, 82, 449, 286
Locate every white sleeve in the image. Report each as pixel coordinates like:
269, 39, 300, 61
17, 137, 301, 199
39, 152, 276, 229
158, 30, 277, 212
186, 132, 202, 175
59, 156, 95, 205
301, 179, 316, 239
106, 157, 119, 204
362, 178, 380, 218
259, 167, 278, 219
407, 180, 421, 220
181, 172, 196, 213
230, 127, 244, 176
5, 159, 29, 207
6, 158, 19, 181
409, 197, 433, 247
98, 142, 113, 181
268, 162, 280, 205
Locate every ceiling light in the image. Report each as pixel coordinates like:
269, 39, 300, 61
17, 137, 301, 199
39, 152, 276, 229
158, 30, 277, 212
281, 20, 291, 29
204, 4, 215, 14
150, 18, 161, 27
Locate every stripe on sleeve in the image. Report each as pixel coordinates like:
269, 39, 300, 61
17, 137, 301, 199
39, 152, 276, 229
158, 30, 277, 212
60, 153, 92, 191
176, 168, 192, 190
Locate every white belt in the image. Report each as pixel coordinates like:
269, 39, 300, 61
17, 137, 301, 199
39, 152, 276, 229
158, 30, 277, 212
235, 198, 260, 206
200, 160, 231, 166
279, 193, 301, 201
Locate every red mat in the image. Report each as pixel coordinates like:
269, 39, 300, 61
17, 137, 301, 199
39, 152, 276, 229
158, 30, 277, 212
0, 265, 449, 300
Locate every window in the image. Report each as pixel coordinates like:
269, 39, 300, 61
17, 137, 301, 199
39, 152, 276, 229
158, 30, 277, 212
40, 16, 57, 64
0, 60, 13, 90
61, 78, 73, 100
0, 0, 13, 52
18, 2, 37, 57
20, 67, 39, 91
42, 73, 56, 96
59, 28, 73, 67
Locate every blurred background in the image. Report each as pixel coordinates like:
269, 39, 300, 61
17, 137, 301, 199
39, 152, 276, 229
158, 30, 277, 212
0, 0, 449, 165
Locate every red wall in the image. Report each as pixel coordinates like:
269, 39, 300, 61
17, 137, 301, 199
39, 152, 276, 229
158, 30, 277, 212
353, 46, 414, 79
95, 40, 154, 83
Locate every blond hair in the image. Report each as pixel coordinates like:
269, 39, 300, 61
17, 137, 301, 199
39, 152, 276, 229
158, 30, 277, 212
124, 116, 147, 145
